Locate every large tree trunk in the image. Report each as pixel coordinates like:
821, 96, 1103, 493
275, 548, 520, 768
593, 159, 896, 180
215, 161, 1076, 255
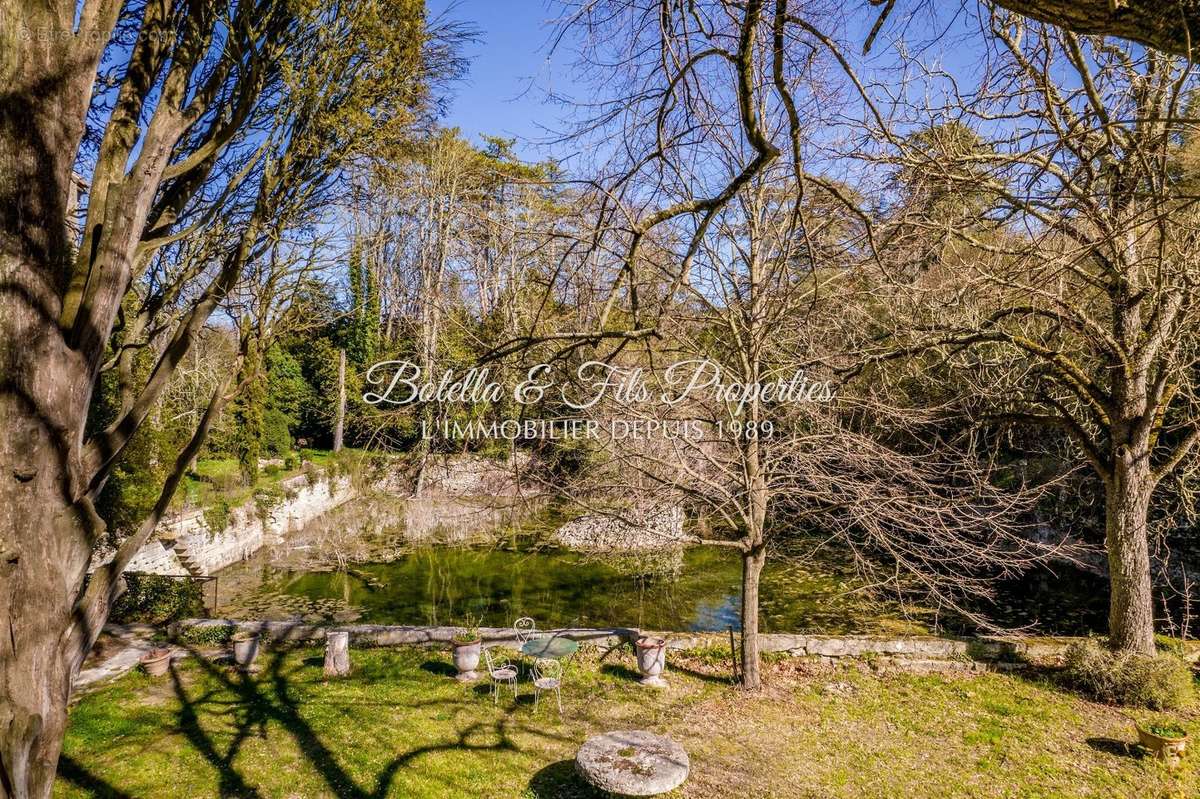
0, 478, 92, 799
0, 15, 107, 795
0, 205, 96, 796
739, 545, 767, 690
1104, 456, 1157, 655
0, 153, 98, 799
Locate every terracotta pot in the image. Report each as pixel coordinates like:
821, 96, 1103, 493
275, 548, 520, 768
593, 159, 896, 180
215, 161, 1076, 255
634, 636, 667, 687
1138, 725, 1188, 768
451, 639, 482, 681
232, 634, 260, 669
140, 648, 172, 677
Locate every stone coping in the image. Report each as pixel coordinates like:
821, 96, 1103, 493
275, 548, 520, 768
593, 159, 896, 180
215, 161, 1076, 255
168, 619, 639, 648
158, 619, 1200, 665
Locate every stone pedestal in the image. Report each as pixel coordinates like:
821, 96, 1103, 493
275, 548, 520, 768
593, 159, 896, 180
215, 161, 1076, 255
324, 631, 351, 677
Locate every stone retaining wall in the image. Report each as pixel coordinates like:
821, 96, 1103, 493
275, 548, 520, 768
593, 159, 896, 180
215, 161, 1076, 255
123, 540, 189, 575
167, 619, 1162, 670
168, 473, 355, 574
100, 473, 357, 577
417, 452, 533, 497
554, 506, 686, 551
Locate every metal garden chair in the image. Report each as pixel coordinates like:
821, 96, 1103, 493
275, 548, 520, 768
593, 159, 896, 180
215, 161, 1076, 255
513, 616, 537, 644
483, 646, 518, 705
531, 657, 563, 716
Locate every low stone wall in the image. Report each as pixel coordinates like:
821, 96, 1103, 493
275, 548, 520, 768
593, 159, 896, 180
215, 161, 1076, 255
168, 619, 1144, 670
170, 618, 639, 649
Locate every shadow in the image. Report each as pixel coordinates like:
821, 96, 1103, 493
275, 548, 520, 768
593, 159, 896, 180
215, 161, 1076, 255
301, 655, 324, 668
526, 759, 603, 799
57, 754, 137, 799
148, 644, 555, 798
169, 662, 266, 798
600, 658, 730, 686
469, 682, 539, 710
1086, 737, 1142, 759
665, 660, 734, 686
599, 663, 642, 682
419, 659, 457, 678
964, 639, 1037, 672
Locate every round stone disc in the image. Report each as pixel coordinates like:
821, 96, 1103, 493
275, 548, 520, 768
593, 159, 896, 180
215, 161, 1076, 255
575, 729, 689, 796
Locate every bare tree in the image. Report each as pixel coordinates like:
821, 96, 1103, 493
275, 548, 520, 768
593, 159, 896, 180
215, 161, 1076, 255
846, 8, 1200, 654
550, 164, 1054, 688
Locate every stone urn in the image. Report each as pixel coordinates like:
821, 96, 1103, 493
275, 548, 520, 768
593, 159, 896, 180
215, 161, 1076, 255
231, 632, 260, 670
140, 647, 172, 677
451, 637, 482, 681
1138, 723, 1188, 769
634, 636, 668, 687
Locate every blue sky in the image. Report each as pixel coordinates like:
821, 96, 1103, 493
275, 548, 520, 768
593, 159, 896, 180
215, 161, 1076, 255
424, 0, 1004, 180
429, 1, 577, 160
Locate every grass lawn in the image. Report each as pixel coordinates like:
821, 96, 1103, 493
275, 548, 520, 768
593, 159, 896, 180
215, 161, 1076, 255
57, 645, 1196, 798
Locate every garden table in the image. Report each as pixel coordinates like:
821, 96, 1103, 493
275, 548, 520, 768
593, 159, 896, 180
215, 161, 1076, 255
520, 636, 579, 660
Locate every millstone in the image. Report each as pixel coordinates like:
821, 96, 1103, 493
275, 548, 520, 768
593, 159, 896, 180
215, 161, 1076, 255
575, 730, 689, 796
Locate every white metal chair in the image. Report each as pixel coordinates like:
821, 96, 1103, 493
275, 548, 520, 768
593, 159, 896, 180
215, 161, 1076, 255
513, 617, 537, 645
483, 647, 518, 705
531, 658, 563, 716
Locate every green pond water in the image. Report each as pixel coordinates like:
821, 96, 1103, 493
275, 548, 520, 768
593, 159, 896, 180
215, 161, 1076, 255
212, 494, 1116, 636
216, 544, 929, 634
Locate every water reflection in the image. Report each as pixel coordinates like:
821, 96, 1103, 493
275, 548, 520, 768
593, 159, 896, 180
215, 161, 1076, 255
217, 543, 917, 633
219, 494, 1114, 636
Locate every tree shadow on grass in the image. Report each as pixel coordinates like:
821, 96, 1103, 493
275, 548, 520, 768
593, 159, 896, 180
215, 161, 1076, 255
57, 754, 136, 799
419, 659, 458, 678
662, 660, 733, 686
598, 663, 642, 682
599, 653, 731, 686
156, 645, 563, 799
526, 759, 604, 799
169, 662, 267, 798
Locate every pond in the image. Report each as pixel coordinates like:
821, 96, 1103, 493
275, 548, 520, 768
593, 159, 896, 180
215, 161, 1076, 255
212, 494, 1113, 636
215, 543, 932, 634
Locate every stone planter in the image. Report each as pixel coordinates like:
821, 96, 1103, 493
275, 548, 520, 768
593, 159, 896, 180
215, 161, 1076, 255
231, 633, 260, 670
1138, 725, 1188, 769
451, 638, 482, 681
140, 648, 172, 677
634, 636, 668, 687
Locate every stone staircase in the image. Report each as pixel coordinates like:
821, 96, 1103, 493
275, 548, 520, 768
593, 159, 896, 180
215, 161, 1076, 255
168, 535, 206, 577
